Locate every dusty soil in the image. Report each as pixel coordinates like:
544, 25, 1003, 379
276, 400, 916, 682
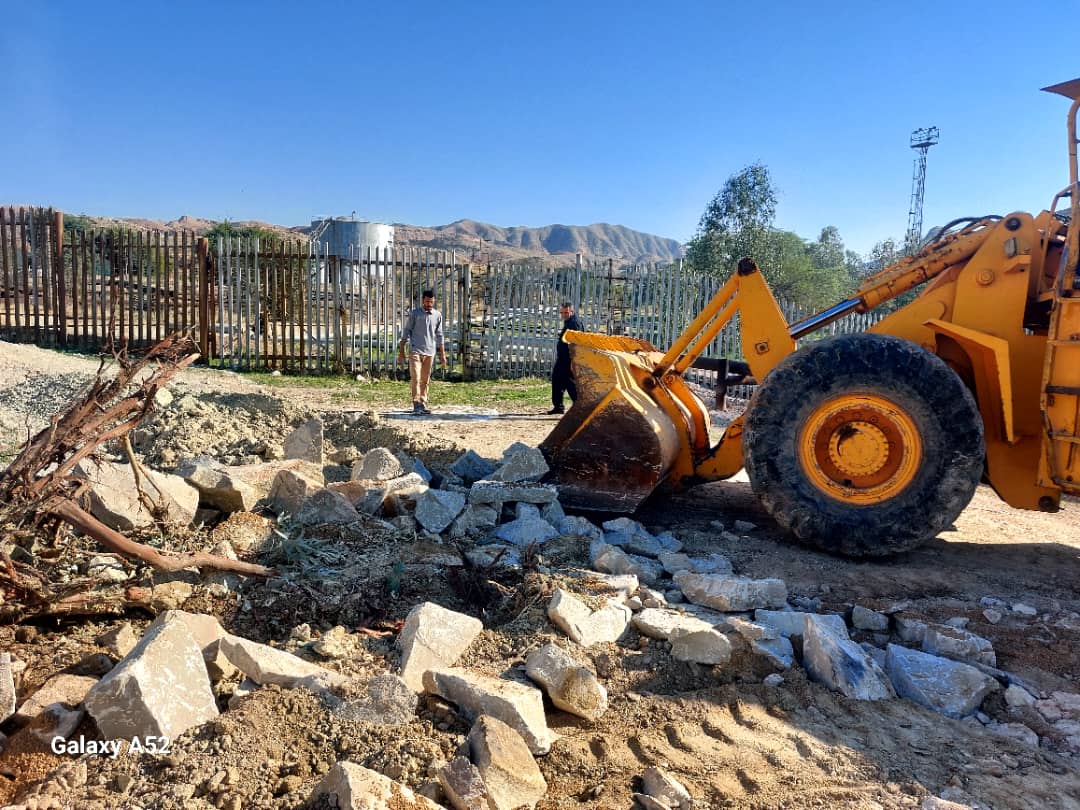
0, 341, 1078, 810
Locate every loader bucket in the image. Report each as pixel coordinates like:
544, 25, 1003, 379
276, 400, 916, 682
539, 333, 693, 512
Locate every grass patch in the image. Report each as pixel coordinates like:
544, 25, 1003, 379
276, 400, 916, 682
241, 370, 552, 409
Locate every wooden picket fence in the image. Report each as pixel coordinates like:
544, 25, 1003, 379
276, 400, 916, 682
0, 208, 881, 392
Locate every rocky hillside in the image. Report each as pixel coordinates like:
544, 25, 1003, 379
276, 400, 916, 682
22, 207, 683, 265
394, 220, 684, 264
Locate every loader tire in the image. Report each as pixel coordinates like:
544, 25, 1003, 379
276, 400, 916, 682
743, 334, 984, 556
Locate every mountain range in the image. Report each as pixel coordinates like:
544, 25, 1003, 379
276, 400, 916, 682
38, 209, 684, 265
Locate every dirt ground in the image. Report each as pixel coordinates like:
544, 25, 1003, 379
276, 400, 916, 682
0, 342, 1078, 810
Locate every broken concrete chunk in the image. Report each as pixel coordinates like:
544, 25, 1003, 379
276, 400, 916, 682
547, 588, 631, 647
76, 457, 199, 531
268, 467, 324, 515
885, 644, 999, 719
525, 643, 608, 721
591, 543, 664, 585
641, 766, 692, 810
540, 500, 565, 526
450, 450, 497, 482
219, 634, 343, 688
147, 610, 235, 680
468, 715, 548, 810
754, 610, 848, 639
353, 447, 404, 481
802, 615, 894, 701
674, 572, 787, 612
450, 504, 500, 539
0, 654, 15, 723
466, 545, 522, 570
669, 628, 732, 665
311, 761, 442, 809
178, 457, 300, 513
283, 418, 324, 463
633, 608, 715, 640
294, 488, 362, 526
852, 605, 890, 631
423, 668, 552, 755
438, 756, 490, 810
752, 636, 795, 669
726, 616, 778, 641
398, 602, 484, 692
895, 616, 928, 644
633, 795, 671, 810
414, 489, 467, 533
658, 551, 733, 576
921, 624, 996, 667
16, 673, 99, 725
31, 704, 84, 746
469, 480, 558, 506
491, 515, 559, 547
559, 515, 602, 538
84, 615, 218, 741
489, 445, 548, 483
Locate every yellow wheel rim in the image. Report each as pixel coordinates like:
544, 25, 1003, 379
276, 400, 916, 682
798, 393, 922, 505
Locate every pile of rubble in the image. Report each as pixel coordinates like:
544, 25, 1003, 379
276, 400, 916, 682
0, 412, 1072, 809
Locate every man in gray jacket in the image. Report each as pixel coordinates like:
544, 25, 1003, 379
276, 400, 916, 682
397, 290, 447, 414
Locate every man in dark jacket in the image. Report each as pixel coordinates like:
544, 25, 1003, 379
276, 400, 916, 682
549, 302, 583, 414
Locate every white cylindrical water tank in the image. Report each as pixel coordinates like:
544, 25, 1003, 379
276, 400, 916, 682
310, 218, 394, 257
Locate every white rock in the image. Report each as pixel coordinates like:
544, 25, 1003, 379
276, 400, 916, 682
885, 644, 998, 718
669, 628, 732, 665
763, 673, 785, 687
84, 614, 218, 741
985, 721, 1039, 747
0, 654, 15, 723
492, 515, 559, 547
674, 572, 787, 612
438, 756, 490, 810
398, 602, 484, 692
489, 446, 549, 483
1011, 602, 1038, 616
422, 668, 552, 755
310, 761, 442, 809
852, 605, 889, 631
468, 715, 547, 810
1004, 684, 1037, 709
982, 608, 1003, 624
353, 447, 404, 481
414, 489, 467, 533
15, 673, 97, 724
641, 765, 692, 809
547, 589, 631, 647
283, 418, 324, 463
525, 643, 607, 721
803, 615, 894, 701
633, 608, 714, 640
295, 488, 363, 526
219, 635, 343, 688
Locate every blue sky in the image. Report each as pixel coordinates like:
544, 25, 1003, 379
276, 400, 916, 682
2, 1, 1074, 257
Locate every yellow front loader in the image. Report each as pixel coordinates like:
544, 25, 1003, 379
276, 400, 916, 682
540, 78, 1080, 556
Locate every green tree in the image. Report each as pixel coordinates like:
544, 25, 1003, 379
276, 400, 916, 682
685, 162, 779, 279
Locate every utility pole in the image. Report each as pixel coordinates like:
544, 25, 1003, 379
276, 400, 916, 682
906, 126, 939, 253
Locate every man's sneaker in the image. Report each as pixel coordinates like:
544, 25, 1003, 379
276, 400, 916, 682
419, 404, 433, 414
412, 402, 423, 415
547, 407, 565, 415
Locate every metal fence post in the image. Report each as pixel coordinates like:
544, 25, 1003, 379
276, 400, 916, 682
197, 237, 210, 359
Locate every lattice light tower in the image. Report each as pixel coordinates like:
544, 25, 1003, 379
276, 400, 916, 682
905, 126, 939, 252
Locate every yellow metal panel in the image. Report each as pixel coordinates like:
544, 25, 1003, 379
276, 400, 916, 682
735, 269, 796, 380
926, 320, 1015, 443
